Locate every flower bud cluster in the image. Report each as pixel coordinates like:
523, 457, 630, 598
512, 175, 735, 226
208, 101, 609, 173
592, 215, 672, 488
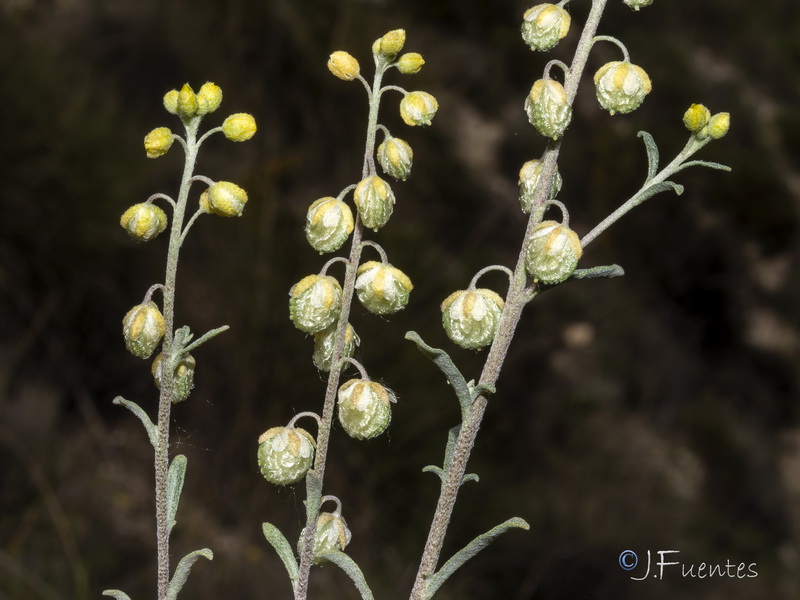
683, 104, 730, 140
521, 4, 571, 51
594, 60, 652, 115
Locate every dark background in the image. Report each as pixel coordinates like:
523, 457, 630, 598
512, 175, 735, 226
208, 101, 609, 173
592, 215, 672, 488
2, 0, 799, 598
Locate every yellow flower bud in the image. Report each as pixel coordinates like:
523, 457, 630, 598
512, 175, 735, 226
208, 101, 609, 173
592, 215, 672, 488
305, 197, 355, 253
338, 379, 395, 439
313, 323, 360, 372
122, 302, 165, 359
377, 136, 413, 180
521, 4, 571, 52
222, 113, 257, 142
151, 352, 196, 404
354, 175, 395, 231
525, 79, 571, 139
707, 112, 730, 139
120, 203, 168, 242
399, 91, 439, 126
374, 29, 406, 58
683, 103, 711, 134
177, 84, 199, 119
163, 90, 179, 114
624, 0, 654, 10
196, 82, 223, 115
355, 261, 413, 315
593, 61, 652, 115
441, 289, 505, 350
327, 51, 361, 81
518, 159, 562, 213
396, 52, 425, 75
289, 275, 343, 333
144, 127, 174, 158
258, 426, 316, 486
207, 181, 248, 217
303, 511, 351, 564
524, 220, 582, 284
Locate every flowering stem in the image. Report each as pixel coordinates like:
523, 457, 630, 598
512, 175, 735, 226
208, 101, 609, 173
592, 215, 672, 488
409, 2, 608, 597
154, 116, 200, 600
293, 58, 388, 600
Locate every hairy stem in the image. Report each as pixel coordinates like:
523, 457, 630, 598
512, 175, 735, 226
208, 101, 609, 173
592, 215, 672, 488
409, 2, 608, 597
294, 60, 386, 600
155, 117, 200, 600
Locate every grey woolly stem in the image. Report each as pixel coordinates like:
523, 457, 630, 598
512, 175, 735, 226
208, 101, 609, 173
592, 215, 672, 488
409, 2, 609, 597
294, 53, 388, 600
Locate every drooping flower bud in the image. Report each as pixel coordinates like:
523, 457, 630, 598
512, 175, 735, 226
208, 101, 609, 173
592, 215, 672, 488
441, 289, 505, 350
205, 181, 248, 217
399, 91, 439, 126
196, 82, 223, 115
623, 0, 654, 10
355, 261, 413, 315
144, 127, 174, 158
222, 113, 257, 142
120, 203, 168, 242
683, 103, 711, 134
377, 137, 414, 181
396, 52, 425, 74
338, 379, 395, 439
257, 426, 316, 485
353, 175, 395, 231
525, 79, 571, 139
289, 275, 343, 334
312, 323, 360, 372
122, 302, 165, 359
707, 112, 730, 139
151, 352, 196, 403
327, 51, 360, 81
593, 61, 652, 115
524, 220, 582, 284
373, 29, 406, 58
521, 4, 571, 51
518, 159, 563, 213
304, 197, 355, 253
302, 511, 351, 564
177, 84, 199, 120
163, 90, 179, 114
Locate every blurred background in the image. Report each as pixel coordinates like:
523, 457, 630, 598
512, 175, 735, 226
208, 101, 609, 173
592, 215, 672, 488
2, 0, 799, 598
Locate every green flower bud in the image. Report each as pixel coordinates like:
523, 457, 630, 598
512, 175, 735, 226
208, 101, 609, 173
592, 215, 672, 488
327, 51, 360, 81
163, 90, 179, 114
521, 4, 571, 51
399, 91, 439, 126
524, 220, 582, 284
302, 511, 351, 564
120, 203, 168, 242
177, 84, 199, 120
353, 175, 395, 231
355, 261, 413, 315
707, 112, 730, 139
377, 137, 414, 181
196, 82, 222, 115
312, 323, 360, 372
524, 79, 572, 139
593, 61, 652, 115
373, 29, 406, 58
144, 127, 174, 158
122, 302, 165, 359
441, 289, 505, 350
289, 275, 343, 333
305, 197, 355, 253
206, 181, 248, 217
257, 426, 316, 486
337, 379, 395, 440
623, 0, 654, 10
151, 352, 196, 403
683, 103, 711, 134
396, 52, 425, 74
222, 113, 257, 142
518, 159, 563, 213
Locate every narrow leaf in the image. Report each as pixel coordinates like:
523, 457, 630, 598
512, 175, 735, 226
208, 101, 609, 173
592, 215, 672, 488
570, 264, 625, 280
425, 427, 479, 485
165, 548, 213, 600
637, 131, 659, 182
167, 455, 187, 537
112, 397, 157, 448
321, 551, 374, 600
405, 331, 471, 419
426, 518, 529, 598
636, 180, 684, 206
102, 590, 132, 600
421, 465, 445, 481
679, 159, 731, 172
262, 522, 299, 585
